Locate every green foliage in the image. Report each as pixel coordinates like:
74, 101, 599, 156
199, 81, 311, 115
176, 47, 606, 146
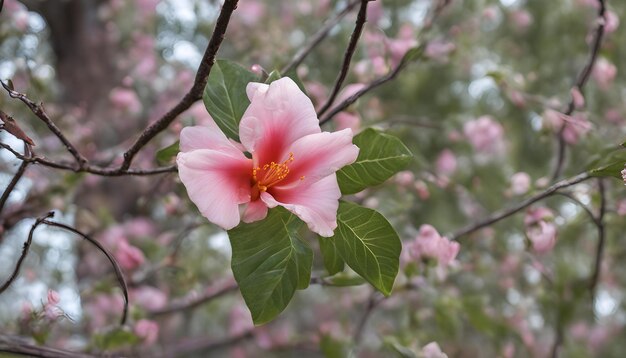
325, 201, 401, 296
155, 140, 179, 165
588, 145, 626, 179
264, 70, 281, 83
92, 328, 139, 350
203, 59, 259, 141
337, 129, 413, 194
228, 207, 313, 325
318, 236, 345, 275
323, 273, 366, 287
320, 334, 349, 358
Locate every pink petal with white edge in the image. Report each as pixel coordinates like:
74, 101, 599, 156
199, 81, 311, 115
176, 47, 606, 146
280, 129, 359, 187
177, 149, 252, 230
239, 77, 321, 164
180, 124, 242, 157
242, 199, 268, 223
261, 174, 341, 237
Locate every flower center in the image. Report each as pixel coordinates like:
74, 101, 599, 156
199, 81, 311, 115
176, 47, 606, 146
251, 152, 304, 200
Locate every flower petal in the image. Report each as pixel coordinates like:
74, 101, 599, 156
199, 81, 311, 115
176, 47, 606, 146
261, 174, 341, 237
280, 129, 359, 187
239, 77, 321, 164
180, 123, 242, 157
242, 200, 268, 223
177, 149, 252, 230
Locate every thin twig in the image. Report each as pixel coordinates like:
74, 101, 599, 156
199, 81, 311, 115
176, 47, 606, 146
0, 144, 30, 214
155, 330, 253, 358
550, 320, 564, 358
551, 0, 606, 180
149, 280, 239, 316
319, 45, 425, 125
0, 211, 53, 294
450, 172, 592, 241
316, 0, 370, 117
42, 219, 129, 326
281, 0, 360, 74
120, 0, 239, 171
589, 178, 606, 294
552, 191, 599, 226
352, 292, 384, 345
1, 81, 87, 166
0, 334, 101, 358
0, 142, 177, 176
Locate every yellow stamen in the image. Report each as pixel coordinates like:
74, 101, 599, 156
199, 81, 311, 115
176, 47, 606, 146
251, 153, 296, 200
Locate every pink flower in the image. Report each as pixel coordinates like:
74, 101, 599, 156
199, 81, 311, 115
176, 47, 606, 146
592, 57, 617, 90
130, 286, 167, 311
510, 9, 533, 31
570, 87, 585, 109
109, 87, 142, 114
334, 112, 361, 132
510, 172, 531, 195
422, 342, 448, 358
604, 10, 619, 34
177, 77, 359, 236
463, 116, 504, 154
425, 40, 456, 63
134, 319, 159, 345
115, 240, 145, 270
524, 207, 557, 254
47, 289, 60, 305
543, 109, 591, 145
386, 25, 417, 67
394, 170, 415, 187
436, 149, 457, 176
411, 225, 460, 267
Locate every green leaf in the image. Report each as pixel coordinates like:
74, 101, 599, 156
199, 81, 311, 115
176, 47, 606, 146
327, 201, 401, 296
318, 236, 344, 275
400, 45, 424, 65
265, 70, 281, 83
228, 207, 313, 325
155, 140, 179, 165
382, 337, 417, 358
337, 128, 413, 194
323, 273, 366, 287
203, 59, 259, 141
587, 145, 626, 179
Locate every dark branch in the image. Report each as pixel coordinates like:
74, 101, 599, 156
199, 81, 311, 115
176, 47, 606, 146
450, 172, 592, 241
551, 0, 606, 180
0, 144, 30, 214
149, 280, 238, 316
0, 334, 101, 358
589, 178, 606, 294
316, 0, 369, 117
352, 292, 384, 345
41, 220, 129, 326
156, 330, 253, 358
281, 0, 360, 74
0, 212, 53, 294
1, 81, 87, 166
120, 0, 239, 170
319, 45, 425, 125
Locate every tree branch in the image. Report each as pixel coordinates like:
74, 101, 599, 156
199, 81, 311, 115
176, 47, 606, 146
0, 144, 30, 214
0, 211, 53, 294
0, 334, 101, 358
120, 0, 239, 171
155, 330, 253, 358
450, 172, 593, 241
41, 219, 129, 325
1, 81, 87, 166
148, 280, 238, 317
551, 0, 606, 180
316, 0, 369, 117
589, 178, 606, 294
281, 0, 361, 74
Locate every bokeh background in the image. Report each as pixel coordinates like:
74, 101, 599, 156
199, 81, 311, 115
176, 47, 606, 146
1, 0, 625, 356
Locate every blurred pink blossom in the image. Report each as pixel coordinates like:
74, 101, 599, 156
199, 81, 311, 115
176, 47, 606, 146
411, 225, 460, 267
13, 10, 30, 31
414, 180, 430, 200
510, 172, 531, 195
131, 286, 167, 311
238, 1, 265, 26
543, 109, 591, 145
367, 1, 384, 25
436, 149, 457, 176
134, 319, 159, 345
592, 57, 617, 90
621, 166, 626, 185
115, 240, 145, 270
47, 289, 60, 306
229, 303, 253, 336
524, 207, 557, 254
604, 10, 619, 34
463, 116, 504, 154
394, 170, 415, 187
109, 87, 142, 114
616, 199, 626, 215
570, 87, 585, 109
605, 108, 623, 124
425, 40, 456, 63
386, 25, 417, 67
510, 9, 533, 31
334, 112, 361, 132
422, 342, 448, 358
